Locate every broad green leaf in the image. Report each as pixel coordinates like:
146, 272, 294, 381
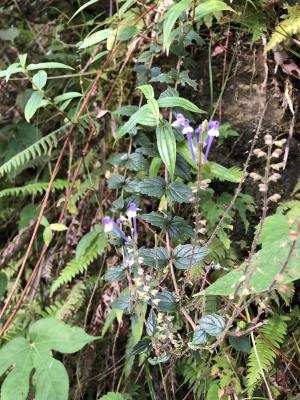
54, 92, 82, 103
199, 314, 225, 336
34, 357, 68, 400
149, 157, 162, 177
205, 215, 300, 296
112, 295, 131, 311
156, 123, 176, 179
192, 327, 210, 345
138, 84, 154, 99
153, 291, 178, 313
138, 246, 170, 269
105, 265, 126, 282
24, 91, 44, 122
69, 0, 99, 21
75, 225, 103, 260
1, 352, 32, 400
79, 29, 113, 49
3, 63, 22, 81
27, 62, 73, 70
32, 70, 47, 90
0, 271, 8, 297
138, 177, 165, 198
116, 104, 156, 140
163, 0, 193, 54
28, 317, 94, 353
194, 0, 235, 22
131, 339, 152, 355
157, 96, 205, 113
173, 244, 209, 269
0, 337, 31, 376
148, 98, 160, 125
166, 182, 193, 203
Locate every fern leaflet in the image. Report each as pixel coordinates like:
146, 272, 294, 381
246, 314, 289, 394
0, 179, 69, 198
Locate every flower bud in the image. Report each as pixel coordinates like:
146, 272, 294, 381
264, 134, 273, 146
270, 162, 284, 171
259, 183, 268, 192
274, 139, 286, 147
268, 173, 281, 182
253, 149, 266, 158
268, 193, 281, 202
250, 172, 262, 181
271, 148, 283, 158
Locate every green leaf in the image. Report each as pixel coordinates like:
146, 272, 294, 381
34, 357, 69, 400
3, 63, 22, 81
112, 295, 131, 311
148, 98, 160, 125
118, 25, 139, 41
192, 327, 210, 345
194, 0, 235, 22
116, 104, 156, 140
79, 29, 113, 49
229, 336, 251, 353
131, 339, 152, 355
157, 96, 205, 113
75, 226, 103, 260
43, 226, 53, 246
69, 0, 99, 21
54, 92, 82, 103
0, 272, 8, 297
27, 62, 73, 70
0, 337, 31, 376
105, 265, 126, 282
173, 244, 209, 269
99, 393, 126, 400
126, 152, 149, 171
1, 352, 32, 400
138, 177, 165, 198
153, 291, 178, 313
208, 162, 243, 183
108, 174, 125, 189
28, 317, 94, 353
168, 217, 193, 240
18, 54, 27, 68
156, 123, 176, 179
0, 27, 20, 42
138, 84, 154, 99
162, 0, 193, 54
138, 247, 170, 269
205, 214, 300, 296
32, 70, 47, 90
24, 91, 44, 122
199, 314, 225, 336
146, 309, 157, 336
166, 182, 193, 203
149, 157, 162, 177
49, 223, 68, 231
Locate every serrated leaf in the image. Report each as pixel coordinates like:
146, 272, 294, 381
138, 246, 170, 269
105, 265, 126, 282
156, 123, 176, 179
163, 0, 193, 54
199, 314, 225, 336
27, 62, 73, 70
112, 295, 131, 311
192, 327, 210, 345
157, 96, 205, 113
173, 244, 209, 269
194, 0, 235, 22
108, 174, 125, 189
24, 91, 43, 122
32, 70, 47, 90
126, 152, 149, 171
153, 291, 178, 313
208, 162, 243, 183
168, 216, 193, 240
131, 339, 152, 355
166, 182, 193, 203
78, 29, 112, 48
138, 177, 165, 198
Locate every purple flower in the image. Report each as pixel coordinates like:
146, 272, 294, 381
202, 120, 220, 164
103, 216, 129, 241
172, 113, 196, 162
126, 202, 138, 240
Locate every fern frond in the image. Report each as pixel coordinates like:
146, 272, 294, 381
0, 179, 69, 198
246, 314, 289, 394
266, 5, 300, 51
0, 123, 69, 177
50, 229, 106, 294
56, 281, 86, 320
